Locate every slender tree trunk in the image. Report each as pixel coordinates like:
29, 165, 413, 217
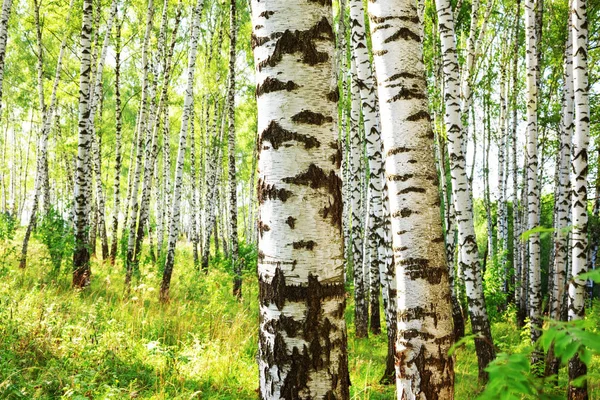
369, 1, 455, 397
110, 17, 123, 265
0, 0, 13, 121
434, 0, 495, 382
348, 0, 385, 336
131, 0, 178, 275
379, 181, 397, 385
228, 0, 240, 298
160, 0, 204, 302
21, 0, 72, 269
190, 110, 200, 267
73, 0, 94, 288
201, 102, 223, 272
546, 26, 573, 378
511, 0, 521, 316
349, 55, 368, 338
124, 0, 154, 286
252, 2, 350, 397
568, 0, 590, 397
524, 0, 542, 365
89, 0, 118, 261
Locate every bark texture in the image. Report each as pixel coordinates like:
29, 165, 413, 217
251, 1, 350, 398
369, 0, 455, 397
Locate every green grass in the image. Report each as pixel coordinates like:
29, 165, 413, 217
0, 235, 598, 399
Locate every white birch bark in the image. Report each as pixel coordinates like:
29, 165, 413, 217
0, 0, 13, 118
122, 0, 154, 278
89, 0, 118, 261
228, 0, 240, 298
160, 0, 204, 302
252, 1, 350, 397
568, 0, 590, 395
349, 55, 368, 338
73, 0, 94, 287
110, 16, 123, 265
349, 0, 385, 336
20, 0, 74, 269
524, 0, 542, 357
369, 0, 455, 396
435, 0, 495, 381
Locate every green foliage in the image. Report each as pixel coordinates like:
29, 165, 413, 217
480, 296, 600, 399
0, 211, 16, 275
34, 208, 73, 273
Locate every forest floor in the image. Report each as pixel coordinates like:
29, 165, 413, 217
0, 236, 598, 399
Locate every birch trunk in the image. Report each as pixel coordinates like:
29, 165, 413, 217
435, 0, 495, 381
349, 55, 368, 338
379, 181, 397, 384
369, 0, 455, 396
20, 0, 74, 269
348, 0, 385, 336
123, 0, 154, 281
524, 0, 542, 363
73, 0, 94, 287
568, 0, 590, 396
228, 0, 241, 298
251, 1, 350, 397
547, 26, 573, 378
89, 0, 118, 261
0, 0, 12, 119
511, 0, 521, 316
110, 17, 123, 265
160, 0, 204, 302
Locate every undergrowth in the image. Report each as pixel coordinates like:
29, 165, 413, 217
0, 232, 597, 399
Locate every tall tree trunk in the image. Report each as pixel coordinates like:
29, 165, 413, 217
437, 133, 465, 341
201, 102, 223, 271
190, 110, 200, 267
73, 0, 94, 288
89, 0, 118, 261
0, 0, 13, 120
369, 1, 455, 397
110, 16, 123, 265
348, 0, 385, 337
568, 0, 590, 397
252, 2, 350, 398
524, 0, 542, 365
546, 25, 573, 378
160, 0, 204, 302
511, 0, 521, 317
349, 55, 368, 338
124, 0, 154, 286
20, 0, 74, 269
498, 65, 508, 295
228, 0, 240, 298
379, 181, 398, 384
131, 0, 179, 275
434, 0, 495, 382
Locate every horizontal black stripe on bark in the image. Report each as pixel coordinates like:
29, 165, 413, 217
260, 120, 320, 150
257, 17, 334, 71
256, 77, 299, 97
283, 164, 342, 231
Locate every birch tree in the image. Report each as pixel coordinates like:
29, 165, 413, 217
348, 0, 386, 336
73, 0, 94, 288
160, 0, 204, 302
434, 0, 495, 380
251, 0, 350, 397
524, 0, 543, 363
568, 0, 590, 396
228, 0, 240, 298
0, 0, 13, 118
369, 0, 455, 396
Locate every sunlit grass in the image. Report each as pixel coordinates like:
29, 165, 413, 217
0, 234, 598, 399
